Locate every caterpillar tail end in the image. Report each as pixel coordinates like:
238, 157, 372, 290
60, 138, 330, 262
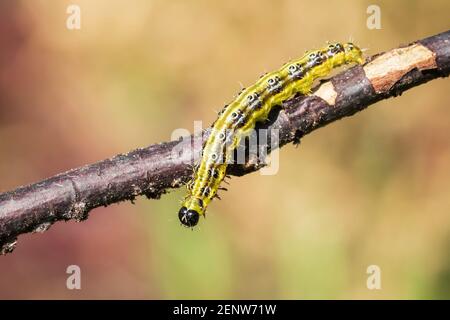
178, 206, 200, 228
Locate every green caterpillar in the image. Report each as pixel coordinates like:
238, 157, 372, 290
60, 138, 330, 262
179, 42, 364, 227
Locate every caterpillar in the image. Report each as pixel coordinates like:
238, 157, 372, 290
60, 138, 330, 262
179, 42, 364, 227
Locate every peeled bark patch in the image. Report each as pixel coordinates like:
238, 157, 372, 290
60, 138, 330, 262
364, 44, 437, 93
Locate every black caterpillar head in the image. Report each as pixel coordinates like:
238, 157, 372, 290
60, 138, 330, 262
178, 206, 200, 227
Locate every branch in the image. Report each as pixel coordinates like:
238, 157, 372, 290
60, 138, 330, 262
1, 30, 449, 255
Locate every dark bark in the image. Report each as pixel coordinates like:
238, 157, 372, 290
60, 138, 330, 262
1, 30, 449, 255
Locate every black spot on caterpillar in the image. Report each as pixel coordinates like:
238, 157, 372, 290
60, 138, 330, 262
178, 42, 364, 228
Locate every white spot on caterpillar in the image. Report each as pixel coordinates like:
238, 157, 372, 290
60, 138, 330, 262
366, 5, 382, 30
0, 239, 17, 255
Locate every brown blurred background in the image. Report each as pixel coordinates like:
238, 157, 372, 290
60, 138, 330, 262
0, 0, 449, 299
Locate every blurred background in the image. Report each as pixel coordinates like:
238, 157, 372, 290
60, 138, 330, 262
0, 0, 449, 299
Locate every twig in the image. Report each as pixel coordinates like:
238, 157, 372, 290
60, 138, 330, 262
0, 30, 449, 255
